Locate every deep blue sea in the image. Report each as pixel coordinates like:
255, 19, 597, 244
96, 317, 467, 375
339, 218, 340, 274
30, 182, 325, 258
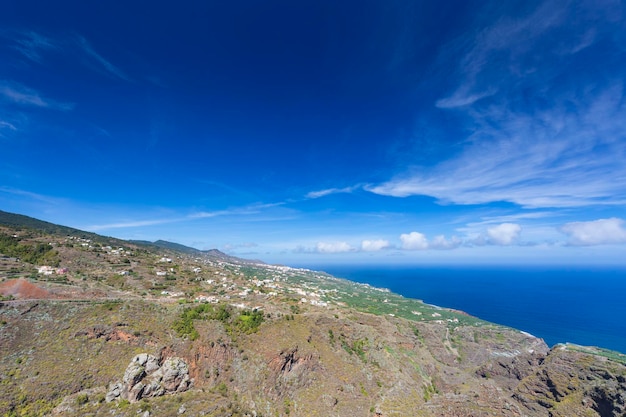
304, 265, 626, 353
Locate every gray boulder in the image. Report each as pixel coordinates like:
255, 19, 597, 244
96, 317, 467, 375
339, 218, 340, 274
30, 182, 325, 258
106, 354, 192, 402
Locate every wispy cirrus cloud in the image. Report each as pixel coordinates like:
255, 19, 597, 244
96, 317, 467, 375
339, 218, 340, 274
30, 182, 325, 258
0, 80, 74, 111
0, 120, 17, 131
435, 0, 569, 109
10, 30, 58, 63
369, 82, 626, 208
88, 211, 228, 231
188, 210, 233, 219
0, 186, 66, 205
460, 211, 556, 228
4, 30, 130, 82
87, 201, 288, 231
435, 89, 496, 109
371, 2, 626, 209
88, 218, 177, 231
0, 112, 28, 137
306, 186, 359, 199
74, 34, 131, 82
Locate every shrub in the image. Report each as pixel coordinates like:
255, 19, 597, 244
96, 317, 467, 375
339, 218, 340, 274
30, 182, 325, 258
234, 309, 264, 334
76, 393, 89, 406
216, 382, 228, 397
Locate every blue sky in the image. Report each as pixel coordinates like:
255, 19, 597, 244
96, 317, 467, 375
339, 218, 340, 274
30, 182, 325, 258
1, 0, 625, 266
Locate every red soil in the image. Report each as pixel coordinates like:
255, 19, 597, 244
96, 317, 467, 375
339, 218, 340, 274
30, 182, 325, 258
0, 278, 52, 299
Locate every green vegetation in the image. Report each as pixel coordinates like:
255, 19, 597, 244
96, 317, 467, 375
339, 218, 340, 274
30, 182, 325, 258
0, 210, 90, 238
216, 382, 228, 397
173, 303, 264, 340
101, 300, 122, 311
423, 382, 439, 402
75, 393, 89, 406
0, 210, 126, 249
234, 309, 264, 334
172, 303, 212, 340
564, 344, 626, 365
212, 304, 231, 322
283, 398, 292, 415
2, 398, 59, 417
338, 335, 368, 362
0, 233, 60, 266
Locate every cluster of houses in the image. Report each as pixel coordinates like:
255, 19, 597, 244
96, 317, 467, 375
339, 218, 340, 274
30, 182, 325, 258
65, 236, 93, 248
106, 246, 130, 256
188, 260, 336, 309
37, 266, 68, 276
144, 254, 340, 313
64, 236, 133, 257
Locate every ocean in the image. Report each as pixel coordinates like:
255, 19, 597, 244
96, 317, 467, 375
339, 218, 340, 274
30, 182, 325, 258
305, 265, 626, 354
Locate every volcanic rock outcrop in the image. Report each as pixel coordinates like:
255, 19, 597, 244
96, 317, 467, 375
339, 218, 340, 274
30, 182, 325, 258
106, 353, 192, 402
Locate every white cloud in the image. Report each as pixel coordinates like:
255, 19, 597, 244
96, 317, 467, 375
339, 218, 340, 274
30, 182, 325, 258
368, 83, 626, 208
0, 81, 74, 111
88, 218, 176, 231
315, 241, 355, 253
88, 202, 286, 231
435, 89, 496, 109
487, 223, 521, 245
436, 1, 568, 109
0, 121, 17, 131
4, 30, 130, 82
0, 186, 65, 205
560, 218, 626, 246
430, 235, 462, 250
461, 212, 555, 228
188, 210, 230, 219
370, 3, 626, 210
89, 209, 236, 230
306, 186, 357, 199
361, 239, 390, 252
400, 232, 429, 250
12, 30, 57, 63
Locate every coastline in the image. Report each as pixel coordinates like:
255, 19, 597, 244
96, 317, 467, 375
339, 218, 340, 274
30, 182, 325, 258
304, 264, 626, 354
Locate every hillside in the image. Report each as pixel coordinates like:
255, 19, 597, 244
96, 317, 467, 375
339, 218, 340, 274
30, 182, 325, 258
1, 210, 625, 417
